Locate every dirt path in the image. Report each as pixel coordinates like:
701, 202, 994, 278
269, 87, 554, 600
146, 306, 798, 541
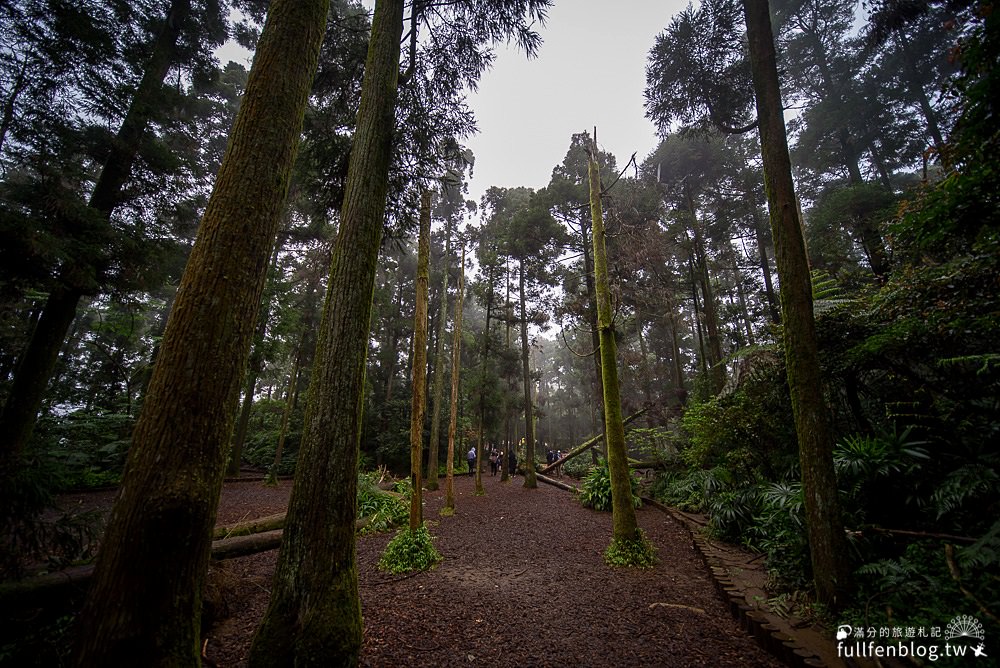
204, 474, 780, 667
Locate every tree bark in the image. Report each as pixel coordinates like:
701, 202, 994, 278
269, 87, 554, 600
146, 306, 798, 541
409, 190, 431, 528
72, 0, 329, 663
519, 261, 538, 489
248, 1, 403, 664
587, 136, 640, 544
426, 215, 452, 491
742, 0, 850, 608
444, 242, 465, 511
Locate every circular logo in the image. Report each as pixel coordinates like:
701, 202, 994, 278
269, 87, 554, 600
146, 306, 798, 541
945, 615, 985, 642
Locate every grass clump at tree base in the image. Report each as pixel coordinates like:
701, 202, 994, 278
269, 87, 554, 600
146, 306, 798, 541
605, 529, 657, 568
377, 525, 442, 574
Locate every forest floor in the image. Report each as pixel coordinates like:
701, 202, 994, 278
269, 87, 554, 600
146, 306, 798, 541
178, 472, 783, 667
49, 473, 790, 666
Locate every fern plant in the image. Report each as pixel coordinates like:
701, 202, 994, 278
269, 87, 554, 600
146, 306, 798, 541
578, 460, 641, 512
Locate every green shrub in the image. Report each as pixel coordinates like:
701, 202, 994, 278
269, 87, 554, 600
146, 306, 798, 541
578, 460, 641, 512
561, 455, 592, 479
377, 525, 441, 574
357, 471, 407, 535
604, 529, 657, 568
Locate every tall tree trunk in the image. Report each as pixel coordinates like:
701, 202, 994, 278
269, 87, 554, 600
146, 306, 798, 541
519, 261, 537, 489
743, 0, 850, 608
268, 344, 302, 483
688, 255, 708, 377
444, 242, 465, 511
72, 0, 328, 663
502, 259, 513, 482
579, 215, 605, 435
727, 247, 755, 346
474, 260, 495, 496
409, 190, 431, 528
587, 136, 640, 544
426, 214, 452, 491
0, 0, 192, 476
444, 240, 465, 510
248, 1, 403, 663
684, 183, 725, 393
746, 176, 781, 323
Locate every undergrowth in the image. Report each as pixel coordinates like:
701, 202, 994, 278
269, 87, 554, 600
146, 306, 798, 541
377, 525, 441, 574
604, 529, 657, 568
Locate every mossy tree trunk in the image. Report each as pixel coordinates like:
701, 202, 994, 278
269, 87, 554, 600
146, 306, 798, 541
426, 214, 452, 491
409, 190, 431, 528
0, 0, 192, 477
71, 0, 329, 663
518, 261, 538, 489
248, 0, 404, 663
444, 241, 465, 511
586, 136, 640, 543
742, 0, 850, 608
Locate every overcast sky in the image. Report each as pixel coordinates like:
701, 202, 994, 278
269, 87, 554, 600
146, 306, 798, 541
462, 0, 686, 207
219, 2, 689, 210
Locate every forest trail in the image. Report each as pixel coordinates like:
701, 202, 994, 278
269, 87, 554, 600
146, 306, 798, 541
204, 474, 781, 667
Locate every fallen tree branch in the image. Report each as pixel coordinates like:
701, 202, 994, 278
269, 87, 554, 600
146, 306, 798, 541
535, 472, 579, 493
863, 526, 977, 544
538, 408, 647, 475
213, 512, 285, 540
1, 516, 371, 610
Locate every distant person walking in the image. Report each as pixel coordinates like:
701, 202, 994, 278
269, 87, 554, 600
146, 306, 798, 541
467, 446, 477, 476
489, 450, 499, 476
507, 449, 517, 478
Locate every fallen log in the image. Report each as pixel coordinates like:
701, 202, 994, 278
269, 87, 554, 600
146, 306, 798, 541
535, 472, 579, 493
538, 408, 647, 475
1, 516, 372, 611
213, 512, 285, 540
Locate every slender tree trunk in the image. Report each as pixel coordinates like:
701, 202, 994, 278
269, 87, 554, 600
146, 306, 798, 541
728, 247, 755, 346
743, 0, 850, 608
746, 177, 781, 323
0, 0, 192, 476
501, 259, 513, 483
579, 216, 605, 434
408, 190, 431, 528
688, 255, 708, 377
685, 183, 725, 392
587, 136, 640, 544
426, 215, 452, 491
474, 260, 495, 496
894, 32, 945, 160
519, 261, 537, 489
268, 344, 302, 482
72, 0, 328, 663
444, 242, 465, 510
249, 2, 403, 663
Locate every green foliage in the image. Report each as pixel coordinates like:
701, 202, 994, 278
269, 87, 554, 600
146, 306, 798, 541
357, 471, 408, 535
604, 529, 657, 568
561, 454, 592, 479
578, 460, 641, 512
242, 398, 303, 476
31, 409, 133, 490
377, 525, 441, 574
